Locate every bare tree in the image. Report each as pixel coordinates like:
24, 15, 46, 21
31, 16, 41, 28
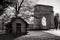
1, 0, 38, 24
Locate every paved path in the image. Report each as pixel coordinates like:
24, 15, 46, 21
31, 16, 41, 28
44, 29, 60, 36
14, 30, 60, 40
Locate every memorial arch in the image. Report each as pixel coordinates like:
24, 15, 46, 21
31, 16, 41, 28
34, 4, 54, 29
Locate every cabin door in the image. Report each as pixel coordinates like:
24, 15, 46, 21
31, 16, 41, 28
16, 23, 21, 35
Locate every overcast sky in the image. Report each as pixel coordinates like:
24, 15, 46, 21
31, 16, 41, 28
37, 0, 60, 14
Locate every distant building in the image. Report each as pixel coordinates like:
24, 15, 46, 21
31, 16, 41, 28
33, 4, 54, 29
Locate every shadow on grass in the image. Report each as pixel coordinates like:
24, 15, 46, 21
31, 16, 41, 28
0, 34, 15, 40
0, 33, 22, 40
0, 33, 28, 40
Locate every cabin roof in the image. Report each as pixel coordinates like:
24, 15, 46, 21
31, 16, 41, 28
5, 17, 28, 25
11, 17, 28, 24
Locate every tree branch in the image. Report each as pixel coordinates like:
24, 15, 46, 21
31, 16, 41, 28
18, 0, 24, 12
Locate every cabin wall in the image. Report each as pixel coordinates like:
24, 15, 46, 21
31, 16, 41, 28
0, 21, 2, 30
12, 19, 27, 35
